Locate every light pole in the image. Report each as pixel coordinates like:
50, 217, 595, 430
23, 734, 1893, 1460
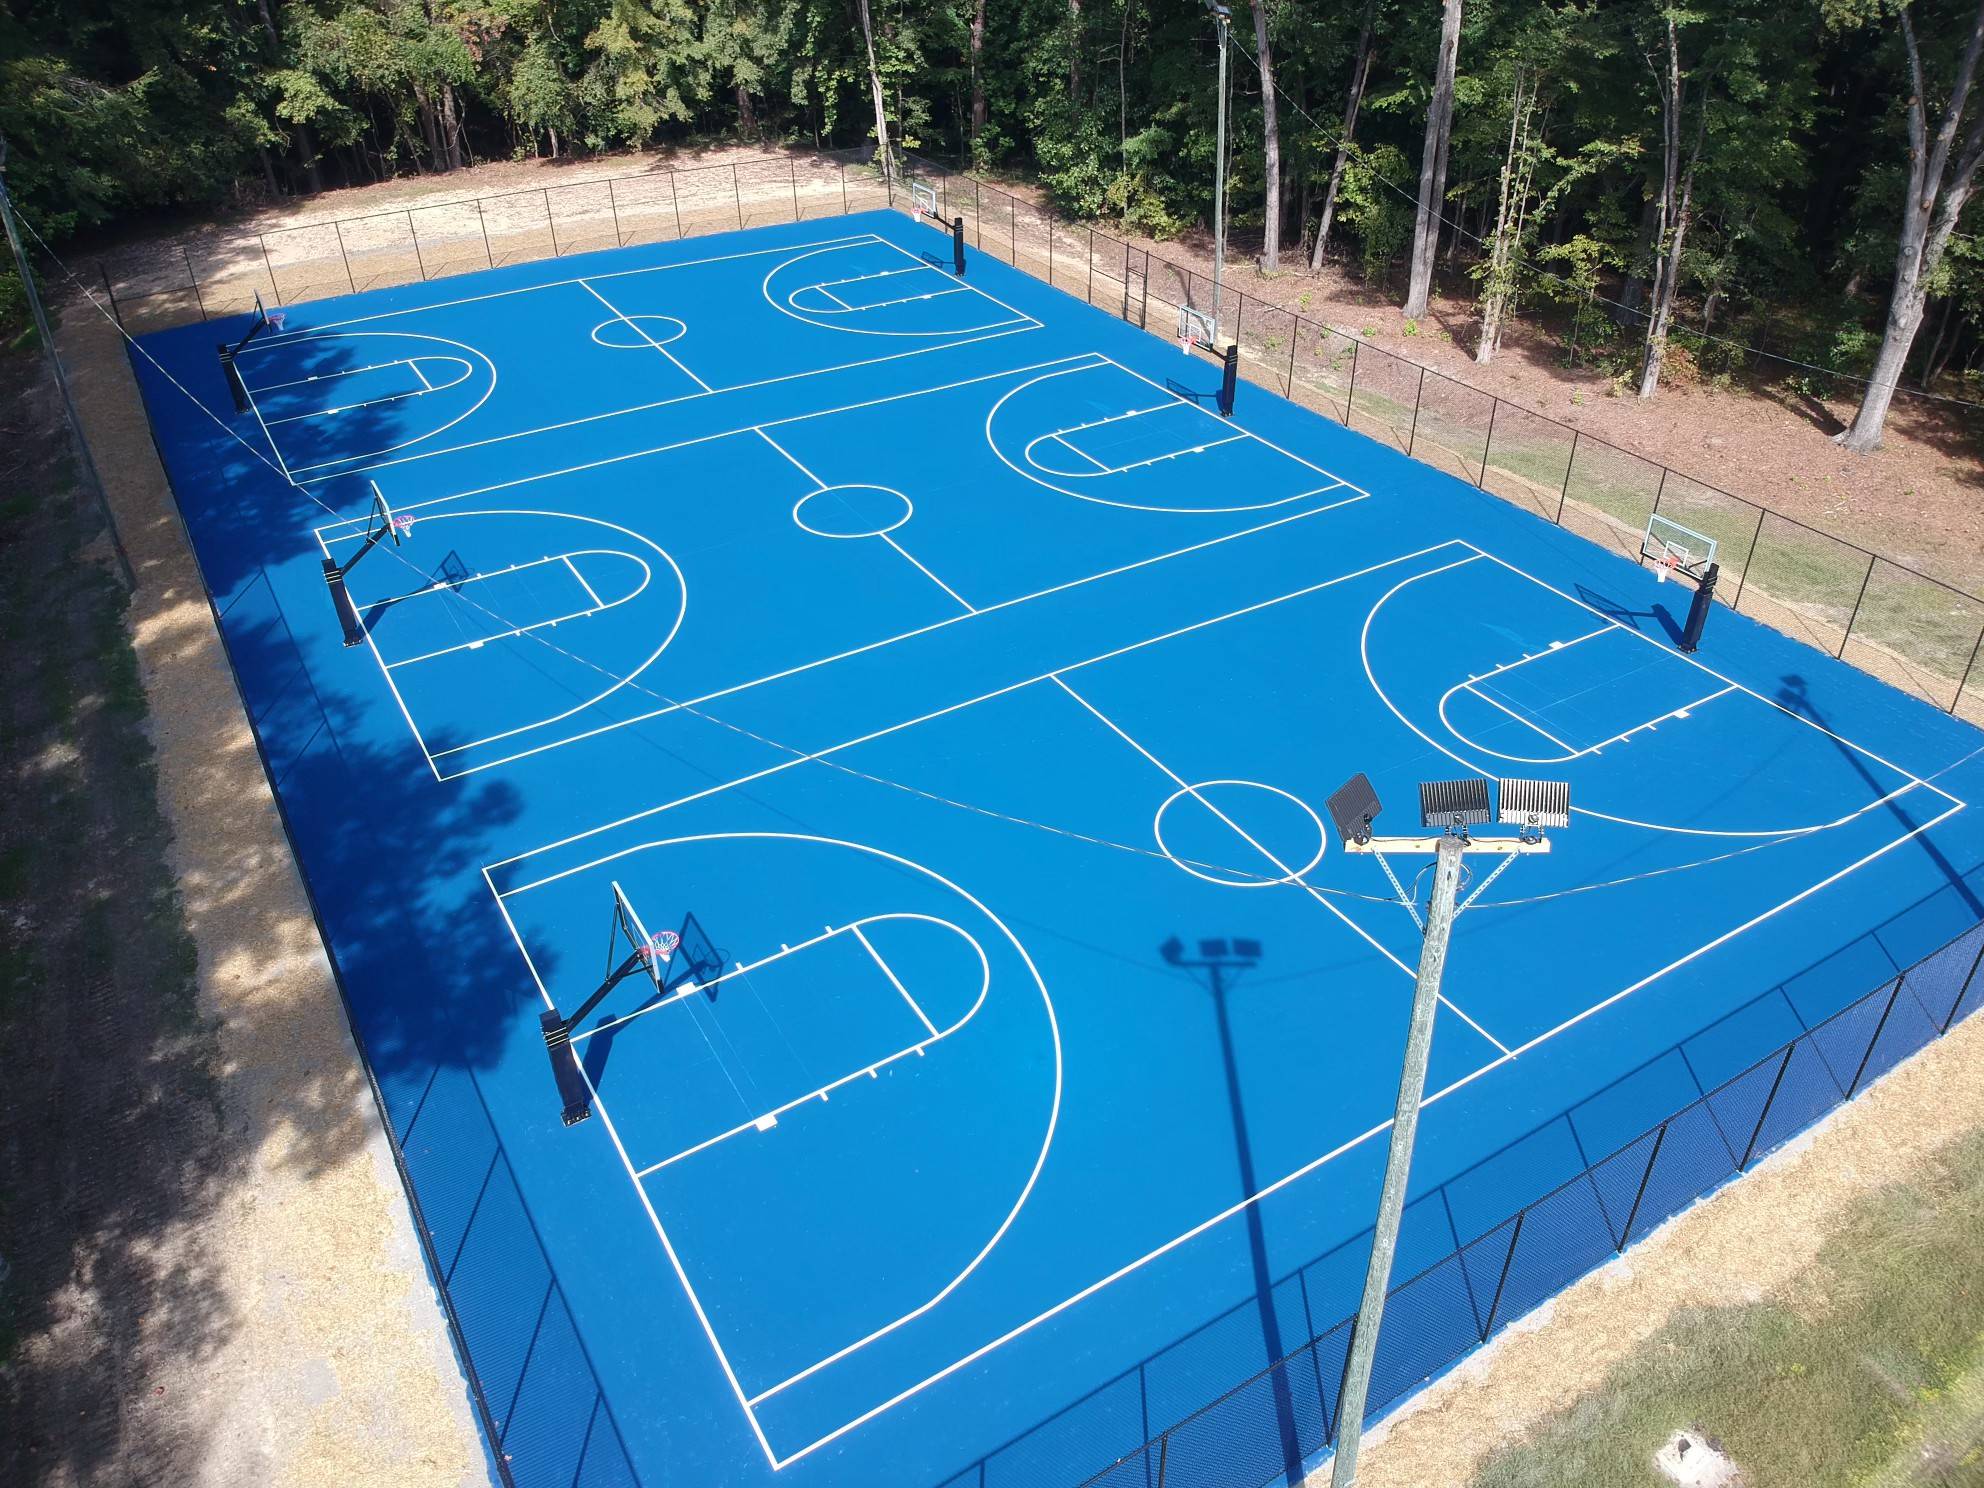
1322, 775, 1571, 1487
1205, 1, 1231, 346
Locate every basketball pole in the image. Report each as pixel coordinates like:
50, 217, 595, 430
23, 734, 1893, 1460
1205, 2, 1231, 345
1328, 832, 1462, 1488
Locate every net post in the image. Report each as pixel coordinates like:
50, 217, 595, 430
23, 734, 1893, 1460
1680, 561, 1718, 652
1218, 342, 1239, 418
219, 343, 248, 413
952, 215, 966, 275
539, 1011, 593, 1125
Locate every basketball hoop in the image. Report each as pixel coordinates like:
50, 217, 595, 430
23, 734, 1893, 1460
1657, 550, 1678, 584
390, 512, 416, 538
639, 930, 680, 967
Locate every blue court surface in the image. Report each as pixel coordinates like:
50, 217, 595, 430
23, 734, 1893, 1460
131, 210, 1984, 1488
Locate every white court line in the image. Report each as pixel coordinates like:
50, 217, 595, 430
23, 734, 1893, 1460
240, 379, 293, 483
1051, 434, 1112, 472
766, 238, 1040, 339
754, 427, 823, 486
488, 835, 1064, 1462
311, 523, 436, 777
480, 873, 782, 1470
808, 264, 926, 292
580, 279, 713, 392
437, 490, 1367, 775
487, 541, 1467, 878
880, 533, 976, 612
1400, 548, 1967, 836
264, 358, 470, 425
255, 332, 497, 477
820, 286, 854, 310
1462, 685, 1581, 757
1049, 675, 1511, 1055
245, 231, 888, 343
849, 922, 940, 1038
411, 360, 433, 391
563, 554, 605, 610
300, 319, 1039, 485
488, 534, 1971, 1463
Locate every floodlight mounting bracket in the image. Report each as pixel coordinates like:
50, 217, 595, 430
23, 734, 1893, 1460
1343, 835, 1551, 856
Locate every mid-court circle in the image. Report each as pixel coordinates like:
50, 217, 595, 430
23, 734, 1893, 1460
793, 484, 914, 539
1153, 780, 1328, 887
591, 314, 689, 349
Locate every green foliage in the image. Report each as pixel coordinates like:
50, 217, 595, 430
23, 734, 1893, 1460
1338, 143, 1413, 286
0, 268, 30, 351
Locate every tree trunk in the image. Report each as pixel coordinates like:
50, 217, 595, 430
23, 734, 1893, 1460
1638, 20, 1707, 399
737, 81, 757, 135
970, 0, 989, 148
856, 0, 893, 184
1118, 0, 1133, 159
1404, 0, 1463, 318
1311, 3, 1375, 272
1250, 0, 1281, 268
1615, 194, 1661, 322
440, 84, 464, 171
1476, 69, 1533, 365
1069, 0, 1082, 100
1838, 0, 1984, 451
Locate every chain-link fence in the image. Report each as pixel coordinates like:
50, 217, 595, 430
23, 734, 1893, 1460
81, 146, 1984, 726
932, 917, 1984, 1488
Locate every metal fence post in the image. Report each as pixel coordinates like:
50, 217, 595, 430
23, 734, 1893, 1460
1285, 318, 1299, 396
182, 245, 208, 320
788, 159, 800, 222
1846, 978, 1906, 1097
1155, 1431, 1169, 1487
1405, 367, 1428, 457
1650, 465, 1670, 518
1085, 226, 1095, 304
543, 189, 560, 256
1344, 340, 1360, 427
331, 220, 357, 294
1048, 211, 1055, 284
1738, 1044, 1798, 1169
1955, 624, 1984, 717
1478, 396, 1498, 488
258, 234, 279, 301
1730, 505, 1767, 609
731, 164, 744, 230
608, 178, 625, 244
1555, 429, 1579, 525
97, 262, 122, 327
1944, 937, 1984, 1032
1840, 554, 1878, 658
839, 163, 849, 218
1479, 1209, 1525, 1338
406, 211, 428, 280
1616, 1122, 1669, 1247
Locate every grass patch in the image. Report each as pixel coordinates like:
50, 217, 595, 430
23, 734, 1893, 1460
1468, 1127, 1984, 1488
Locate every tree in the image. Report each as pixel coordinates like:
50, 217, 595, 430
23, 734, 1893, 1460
1310, 0, 1377, 271
856, 0, 893, 182
1403, 0, 1462, 318
1637, 13, 1711, 397
1248, 0, 1282, 268
1835, 0, 1984, 451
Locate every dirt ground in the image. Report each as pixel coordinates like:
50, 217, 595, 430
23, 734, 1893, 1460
70, 144, 1984, 594
0, 311, 489, 1483
1347, 1000, 1984, 1488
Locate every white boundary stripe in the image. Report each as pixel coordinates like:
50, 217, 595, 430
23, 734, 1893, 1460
482, 536, 1971, 1464
1049, 675, 1511, 1053
764, 239, 1040, 341
251, 332, 497, 476
849, 922, 941, 1038
985, 359, 1365, 514
482, 873, 783, 1469
246, 231, 889, 342
264, 358, 474, 425
1461, 684, 1582, 757
411, 360, 434, 392
563, 553, 606, 610
300, 321, 1044, 486
580, 278, 714, 392
241, 378, 293, 483
487, 543, 1464, 881
1364, 548, 1964, 838
488, 834, 1065, 1458
438, 490, 1367, 776
881, 533, 977, 612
